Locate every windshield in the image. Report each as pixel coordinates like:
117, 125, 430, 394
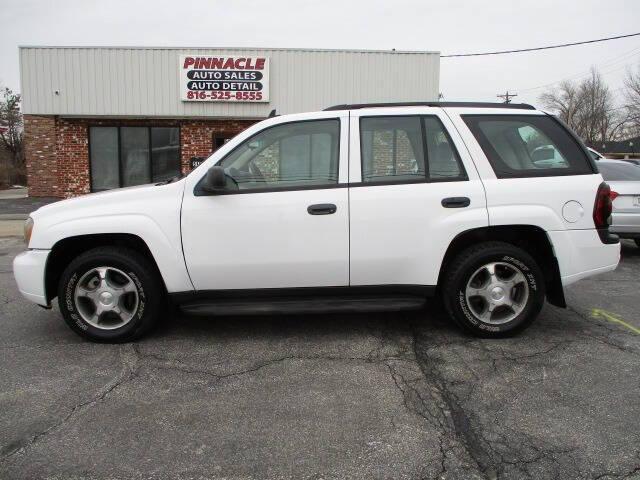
598, 162, 640, 181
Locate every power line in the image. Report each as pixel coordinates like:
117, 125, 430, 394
518, 45, 640, 93
441, 32, 640, 58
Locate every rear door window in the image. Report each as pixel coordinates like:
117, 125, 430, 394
360, 116, 426, 183
360, 115, 466, 183
462, 115, 594, 178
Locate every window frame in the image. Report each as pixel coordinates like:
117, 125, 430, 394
461, 114, 596, 179
88, 125, 182, 192
357, 114, 468, 187
194, 118, 343, 196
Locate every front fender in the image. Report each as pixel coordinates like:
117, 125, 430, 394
32, 214, 193, 293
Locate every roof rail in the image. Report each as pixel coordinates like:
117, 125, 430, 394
323, 101, 536, 111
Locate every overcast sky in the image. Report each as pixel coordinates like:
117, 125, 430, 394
1, 0, 639, 108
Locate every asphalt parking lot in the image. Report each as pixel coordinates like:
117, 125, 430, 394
1, 237, 639, 480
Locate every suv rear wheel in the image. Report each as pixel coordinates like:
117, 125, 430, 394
57, 247, 164, 343
442, 241, 545, 337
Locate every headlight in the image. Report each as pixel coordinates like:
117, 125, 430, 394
24, 217, 34, 246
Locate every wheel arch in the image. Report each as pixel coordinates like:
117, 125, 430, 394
44, 233, 166, 303
438, 225, 566, 308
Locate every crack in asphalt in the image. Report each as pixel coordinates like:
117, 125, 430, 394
403, 300, 640, 480
411, 327, 587, 480
0, 343, 413, 467
593, 463, 640, 479
137, 349, 413, 383
412, 333, 494, 479
0, 344, 139, 464
375, 313, 625, 480
2, 301, 639, 478
566, 305, 640, 357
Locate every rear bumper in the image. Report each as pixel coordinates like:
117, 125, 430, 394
13, 249, 50, 307
547, 229, 620, 287
610, 215, 640, 238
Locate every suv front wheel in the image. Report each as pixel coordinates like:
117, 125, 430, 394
442, 241, 545, 337
57, 247, 164, 343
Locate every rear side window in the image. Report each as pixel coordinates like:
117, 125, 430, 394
598, 162, 640, 181
360, 116, 466, 183
462, 115, 594, 178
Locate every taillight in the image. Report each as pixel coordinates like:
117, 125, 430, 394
593, 182, 618, 243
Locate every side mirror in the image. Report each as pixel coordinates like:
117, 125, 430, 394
532, 147, 555, 162
202, 166, 227, 193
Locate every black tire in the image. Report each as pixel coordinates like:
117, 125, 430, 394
442, 241, 545, 338
635, 239, 640, 248
57, 247, 164, 343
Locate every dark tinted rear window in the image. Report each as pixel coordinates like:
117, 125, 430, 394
462, 115, 594, 178
598, 162, 640, 181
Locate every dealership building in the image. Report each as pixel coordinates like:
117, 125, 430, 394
19, 46, 440, 197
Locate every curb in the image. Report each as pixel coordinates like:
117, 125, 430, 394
0, 214, 28, 220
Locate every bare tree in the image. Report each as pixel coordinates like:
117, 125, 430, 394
0, 87, 25, 185
539, 68, 624, 145
539, 80, 579, 127
624, 63, 640, 137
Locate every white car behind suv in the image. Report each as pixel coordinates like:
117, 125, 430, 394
14, 102, 621, 342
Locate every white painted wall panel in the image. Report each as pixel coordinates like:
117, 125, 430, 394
20, 46, 439, 118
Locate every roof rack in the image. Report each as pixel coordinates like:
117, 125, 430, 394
323, 101, 536, 111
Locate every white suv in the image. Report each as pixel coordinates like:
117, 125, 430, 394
13, 102, 621, 342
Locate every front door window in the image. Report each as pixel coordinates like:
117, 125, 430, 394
217, 119, 340, 190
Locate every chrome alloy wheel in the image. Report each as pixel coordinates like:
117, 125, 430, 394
464, 262, 529, 325
74, 266, 139, 330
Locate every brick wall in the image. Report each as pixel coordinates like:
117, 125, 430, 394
23, 115, 58, 196
57, 118, 91, 197
369, 129, 420, 178
23, 116, 257, 198
180, 119, 255, 173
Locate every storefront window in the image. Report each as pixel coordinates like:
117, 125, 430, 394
121, 127, 150, 187
89, 127, 119, 191
89, 126, 180, 191
151, 128, 181, 182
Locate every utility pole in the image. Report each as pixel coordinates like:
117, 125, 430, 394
497, 91, 517, 104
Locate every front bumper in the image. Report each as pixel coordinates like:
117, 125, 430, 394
13, 249, 50, 307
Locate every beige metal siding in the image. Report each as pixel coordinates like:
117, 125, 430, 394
20, 46, 440, 118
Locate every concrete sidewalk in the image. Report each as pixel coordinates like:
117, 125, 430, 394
0, 188, 59, 221
0, 188, 57, 237
0, 187, 27, 200
0, 220, 24, 237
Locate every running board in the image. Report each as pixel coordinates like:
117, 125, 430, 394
178, 295, 427, 316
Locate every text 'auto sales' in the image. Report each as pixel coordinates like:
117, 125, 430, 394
180, 55, 270, 102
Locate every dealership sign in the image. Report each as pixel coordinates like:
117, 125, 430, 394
180, 55, 269, 102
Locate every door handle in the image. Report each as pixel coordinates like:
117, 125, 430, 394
441, 197, 470, 208
307, 203, 337, 215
